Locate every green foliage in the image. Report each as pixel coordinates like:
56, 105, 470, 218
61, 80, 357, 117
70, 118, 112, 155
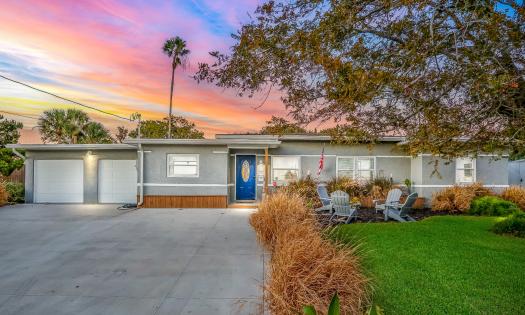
469, 196, 521, 216
260, 116, 306, 135
492, 212, 525, 238
0, 148, 24, 177
0, 114, 23, 146
333, 216, 525, 314
5, 182, 24, 203
195, 0, 525, 158
163, 36, 190, 67
303, 293, 340, 315
129, 116, 204, 139
37, 109, 113, 144
0, 115, 24, 176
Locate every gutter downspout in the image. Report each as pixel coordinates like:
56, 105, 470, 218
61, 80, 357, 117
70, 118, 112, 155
138, 143, 144, 207
135, 114, 144, 207
11, 148, 26, 162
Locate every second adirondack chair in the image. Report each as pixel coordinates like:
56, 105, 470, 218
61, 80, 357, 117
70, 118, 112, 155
385, 192, 418, 222
375, 188, 403, 214
329, 190, 358, 224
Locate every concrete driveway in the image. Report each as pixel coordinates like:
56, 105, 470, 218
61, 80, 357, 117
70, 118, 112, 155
0, 204, 264, 315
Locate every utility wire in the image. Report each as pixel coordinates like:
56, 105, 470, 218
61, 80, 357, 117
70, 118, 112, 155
0, 110, 39, 120
0, 74, 132, 121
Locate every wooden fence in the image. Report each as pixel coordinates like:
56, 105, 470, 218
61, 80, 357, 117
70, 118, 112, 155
1, 168, 24, 184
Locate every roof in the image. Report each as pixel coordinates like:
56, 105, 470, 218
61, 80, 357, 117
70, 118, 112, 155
6, 144, 137, 151
215, 133, 406, 142
123, 138, 281, 148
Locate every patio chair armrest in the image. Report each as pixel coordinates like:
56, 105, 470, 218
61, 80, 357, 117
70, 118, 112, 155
373, 199, 384, 205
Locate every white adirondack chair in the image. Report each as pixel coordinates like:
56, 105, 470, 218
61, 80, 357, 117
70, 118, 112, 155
375, 188, 403, 214
329, 190, 358, 224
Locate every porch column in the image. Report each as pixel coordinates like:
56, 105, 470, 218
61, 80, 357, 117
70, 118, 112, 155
264, 147, 269, 196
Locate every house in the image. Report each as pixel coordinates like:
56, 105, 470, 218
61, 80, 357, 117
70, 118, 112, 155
7, 134, 509, 207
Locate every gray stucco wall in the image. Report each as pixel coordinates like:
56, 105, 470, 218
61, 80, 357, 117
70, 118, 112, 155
24, 149, 137, 203
142, 144, 229, 196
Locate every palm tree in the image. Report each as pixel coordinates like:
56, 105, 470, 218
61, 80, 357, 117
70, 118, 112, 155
162, 36, 190, 138
38, 109, 112, 144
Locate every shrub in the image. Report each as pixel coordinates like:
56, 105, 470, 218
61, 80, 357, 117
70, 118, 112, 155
266, 221, 368, 315
469, 196, 521, 216
501, 186, 525, 210
249, 190, 314, 251
5, 182, 24, 203
431, 183, 492, 212
364, 177, 392, 198
327, 177, 367, 197
283, 177, 321, 209
0, 181, 7, 206
492, 212, 525, 238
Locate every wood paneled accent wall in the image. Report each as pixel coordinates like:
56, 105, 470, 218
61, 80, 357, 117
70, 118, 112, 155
142, 195, 228, 208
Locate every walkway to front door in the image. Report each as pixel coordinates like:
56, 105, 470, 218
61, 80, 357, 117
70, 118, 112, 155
236, 155, 256, 201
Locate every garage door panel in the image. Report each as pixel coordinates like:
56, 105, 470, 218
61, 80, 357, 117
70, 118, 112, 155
34, 160, 84, 203
98, 160, 137, 204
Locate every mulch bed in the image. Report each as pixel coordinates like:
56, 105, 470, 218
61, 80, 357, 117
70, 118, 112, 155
317, 208, 454, 226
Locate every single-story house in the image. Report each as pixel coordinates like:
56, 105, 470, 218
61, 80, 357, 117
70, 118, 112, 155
8, 134, 509, 207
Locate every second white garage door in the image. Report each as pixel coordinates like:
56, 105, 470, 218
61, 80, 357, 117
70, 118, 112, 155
34, 160, 84, 203
98, 160, 137, 204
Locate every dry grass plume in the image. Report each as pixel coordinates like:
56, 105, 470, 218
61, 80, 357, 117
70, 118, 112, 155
501, 186, 525, 210
250, 191, 369, 314
431, 183, 492, 212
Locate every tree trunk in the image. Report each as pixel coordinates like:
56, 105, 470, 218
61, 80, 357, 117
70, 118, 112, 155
168, 63, 176, 139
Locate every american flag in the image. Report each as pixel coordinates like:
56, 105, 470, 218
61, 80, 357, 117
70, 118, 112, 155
317, 146, 325, 176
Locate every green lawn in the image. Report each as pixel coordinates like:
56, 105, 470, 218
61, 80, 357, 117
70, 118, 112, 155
333, 216, 525, 315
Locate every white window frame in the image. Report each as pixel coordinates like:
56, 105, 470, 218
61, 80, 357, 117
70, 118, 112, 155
336, 156, 376, 180
167, 154, 199, 178
455, 157, 476, 184
271, 155, 301, 185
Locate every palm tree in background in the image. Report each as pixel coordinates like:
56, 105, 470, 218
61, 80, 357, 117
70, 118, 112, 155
38, 108, 112, 144
162, 36, 190, 138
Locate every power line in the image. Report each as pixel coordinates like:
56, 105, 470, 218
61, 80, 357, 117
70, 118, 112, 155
0, 74, 132, 121
0, 110, 39, 120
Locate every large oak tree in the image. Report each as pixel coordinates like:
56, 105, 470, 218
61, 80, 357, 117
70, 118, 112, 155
195, 0, 525, 158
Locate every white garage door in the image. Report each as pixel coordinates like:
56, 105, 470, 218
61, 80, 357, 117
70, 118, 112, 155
34, 160, 84, 203
98, 160, 137, 204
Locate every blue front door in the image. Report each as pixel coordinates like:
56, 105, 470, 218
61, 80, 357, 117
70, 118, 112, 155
236, 155, 256, 200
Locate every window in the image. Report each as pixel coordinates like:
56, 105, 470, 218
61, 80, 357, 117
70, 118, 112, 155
167, 154, 199, 177
456, 158, 475, 184
337, 157, 354, 178
272, 156, 300, 185
356, 157, 375, 180
337, 157, 375, 180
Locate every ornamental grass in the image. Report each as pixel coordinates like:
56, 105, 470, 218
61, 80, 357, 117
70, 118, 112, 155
501, 186, 525, 210
250, 191, 368, 314
282, 177, 321, 209
249, 190, 314, 251
431, 183, 492, 212
265, 222, 368, 315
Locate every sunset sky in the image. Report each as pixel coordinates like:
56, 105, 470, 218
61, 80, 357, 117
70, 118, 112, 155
0, 0, 292, 143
